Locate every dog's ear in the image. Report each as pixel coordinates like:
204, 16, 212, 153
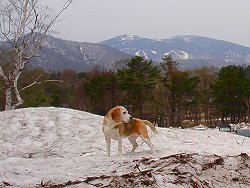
111, 107, 120, 123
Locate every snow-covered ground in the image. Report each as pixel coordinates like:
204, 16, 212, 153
0, 107, 249, 187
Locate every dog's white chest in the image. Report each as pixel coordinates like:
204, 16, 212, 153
103, 125, 119, 140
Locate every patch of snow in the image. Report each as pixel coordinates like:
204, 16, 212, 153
135, 50, 148, 59
125, 35, 135, 38
192, 124, 207, 131
151, 50, 158, 54
165, 50, 189, 60
135, 51, 140, 56
225, 51, 241, 63
142, 50, 148, 60
179, 50, 189, 59
120, 35, 140, 41
168, 35, 193, 43
0, 107, 249, 187
182, 37, 193, 43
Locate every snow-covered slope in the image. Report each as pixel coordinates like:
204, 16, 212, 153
0, 108, 249, 187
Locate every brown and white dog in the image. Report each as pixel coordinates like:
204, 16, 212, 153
102, 106, 158, 156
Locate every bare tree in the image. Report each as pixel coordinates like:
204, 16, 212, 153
0, 0, 72, 110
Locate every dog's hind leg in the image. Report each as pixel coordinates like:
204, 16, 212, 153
128, 136, 138, 152
141, 137, 156, 155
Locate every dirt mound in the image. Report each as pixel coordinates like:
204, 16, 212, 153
38, 153, 250, 188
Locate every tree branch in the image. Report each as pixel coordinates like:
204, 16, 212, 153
0, 65, 7, 80
29, 0, 73, 55
19, 74, 63, 92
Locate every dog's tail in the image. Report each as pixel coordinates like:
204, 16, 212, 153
143, 120, 159, 134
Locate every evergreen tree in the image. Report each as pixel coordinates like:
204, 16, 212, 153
210, 65, 248, 123
84, 71, 119, 115
161, 55, 198, 127
117, 56, 160, 118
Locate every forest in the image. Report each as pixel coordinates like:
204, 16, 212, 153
1, 55, 250, 127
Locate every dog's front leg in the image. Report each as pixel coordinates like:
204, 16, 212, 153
105, 136, 111, 157
118, 137, 122, 155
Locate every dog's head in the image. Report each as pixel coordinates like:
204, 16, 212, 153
110, 106, 132, 123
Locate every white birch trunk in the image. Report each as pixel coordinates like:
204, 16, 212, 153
12, 72, 24, 109
5, 88, 12, 110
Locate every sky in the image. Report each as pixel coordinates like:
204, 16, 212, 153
44, 0, 250, 47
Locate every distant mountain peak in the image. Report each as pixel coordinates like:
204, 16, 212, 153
121, 34, 140, 39
109, 34, 141, 42
167, 35, 199, 42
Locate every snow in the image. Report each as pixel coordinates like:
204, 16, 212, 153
168, 35, 194, 43
142, 50, 149, 60
151, 50, 158, 54
135, 50, 149, 60
135, 51, 140, 56
179, 51, 189, 59
120, 35, 140, 41
79, 46, 83, 53
165, 50, 189, 60
0, 107, 249, 187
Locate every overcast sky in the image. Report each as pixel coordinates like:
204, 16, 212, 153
45, 0, 250, 46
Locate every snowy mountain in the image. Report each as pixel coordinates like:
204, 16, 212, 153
100, 35, 250, 68
30, 35, 130, 72
0, 107, 249, 187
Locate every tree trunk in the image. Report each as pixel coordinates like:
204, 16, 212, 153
245, 98, 250, 123
5, 88, 12, 110
12, 74, 24, 109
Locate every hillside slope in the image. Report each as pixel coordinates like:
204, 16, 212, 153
0, 108, 249, 187
30, 36, 131, 72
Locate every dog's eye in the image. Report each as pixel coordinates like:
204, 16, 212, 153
123, 112, 126, 114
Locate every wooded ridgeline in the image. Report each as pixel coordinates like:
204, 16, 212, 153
1, 55, 250, 127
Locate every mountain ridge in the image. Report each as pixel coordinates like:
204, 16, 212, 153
100, 34, 250, 69
3, 34, 250, 72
